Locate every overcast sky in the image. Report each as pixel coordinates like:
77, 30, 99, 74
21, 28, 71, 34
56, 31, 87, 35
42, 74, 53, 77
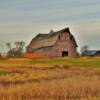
0, 0, 100, 52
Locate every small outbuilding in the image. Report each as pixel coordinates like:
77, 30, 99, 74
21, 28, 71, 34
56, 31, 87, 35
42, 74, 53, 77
82, 50, 100, 56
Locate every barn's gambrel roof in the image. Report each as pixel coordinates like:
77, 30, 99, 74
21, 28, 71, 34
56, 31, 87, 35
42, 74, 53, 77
28, 27, 78, 50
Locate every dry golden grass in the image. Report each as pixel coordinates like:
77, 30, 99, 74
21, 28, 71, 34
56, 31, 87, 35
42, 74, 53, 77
0, 74, 100, 100
0, 57, 100, 100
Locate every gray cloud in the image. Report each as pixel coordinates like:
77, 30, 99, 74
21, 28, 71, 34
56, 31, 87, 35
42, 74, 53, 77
0, 0, 100, 52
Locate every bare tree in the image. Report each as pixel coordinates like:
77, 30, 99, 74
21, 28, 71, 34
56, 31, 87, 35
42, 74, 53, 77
15, 41, 19, 50
6, 43, 12, 51
15, 41, 25, 52
81, 45, 89, 54
49, 29, 54, 33
6, 41, 25, 58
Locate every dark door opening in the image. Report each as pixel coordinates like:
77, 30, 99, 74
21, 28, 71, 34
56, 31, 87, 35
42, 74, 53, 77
62, 51, 68, 57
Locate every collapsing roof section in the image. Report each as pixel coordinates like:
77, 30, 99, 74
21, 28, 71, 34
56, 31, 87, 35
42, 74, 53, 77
28, 27, 78, 50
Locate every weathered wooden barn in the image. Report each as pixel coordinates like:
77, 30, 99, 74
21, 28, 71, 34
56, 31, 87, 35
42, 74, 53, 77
27, 27, 78, 57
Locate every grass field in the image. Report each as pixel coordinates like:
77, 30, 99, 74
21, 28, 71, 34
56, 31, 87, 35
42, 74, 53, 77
0, 57, 100, 100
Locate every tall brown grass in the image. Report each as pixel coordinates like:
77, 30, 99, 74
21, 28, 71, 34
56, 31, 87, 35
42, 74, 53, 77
0, 77, 100, 100
0, 65, 100, 100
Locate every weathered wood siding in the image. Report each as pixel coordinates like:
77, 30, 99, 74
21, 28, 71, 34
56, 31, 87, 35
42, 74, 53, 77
53, 32, 77, 57
27, 28, 78, 57
31, 46, 54, 57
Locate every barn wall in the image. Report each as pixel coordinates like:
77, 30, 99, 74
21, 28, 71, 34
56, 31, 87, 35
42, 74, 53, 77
33, 46, 54, 56
53, 32, 77, 57
27, 30, 78, 57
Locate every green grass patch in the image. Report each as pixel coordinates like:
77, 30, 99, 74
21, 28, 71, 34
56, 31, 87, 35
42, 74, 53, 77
0, 57, 100, 68
0, 71, 10, 76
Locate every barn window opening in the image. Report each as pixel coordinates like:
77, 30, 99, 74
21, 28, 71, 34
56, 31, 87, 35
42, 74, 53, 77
59, 35, 60, 40
65, 35, 66, 40
70, 36, 73, 40
62, 51, 68, 57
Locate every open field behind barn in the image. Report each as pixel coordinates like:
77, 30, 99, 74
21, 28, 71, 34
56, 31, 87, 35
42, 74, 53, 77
0, 57, 100, 100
